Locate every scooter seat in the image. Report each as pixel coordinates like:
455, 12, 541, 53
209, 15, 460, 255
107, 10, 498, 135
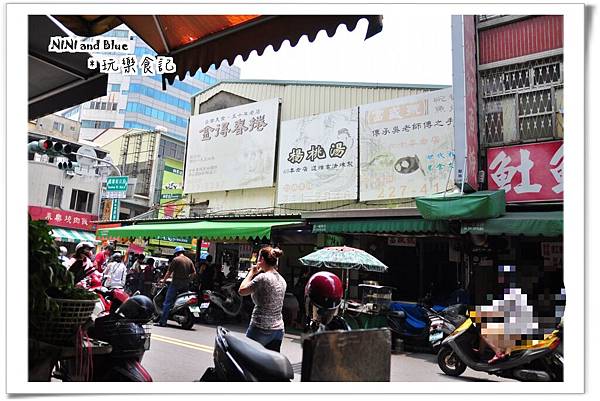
177, 291, 197, 297
223, 330, 294, 381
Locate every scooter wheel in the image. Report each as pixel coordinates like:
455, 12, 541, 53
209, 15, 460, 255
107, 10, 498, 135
180, 309, 195, 330
437, 346, 467, 377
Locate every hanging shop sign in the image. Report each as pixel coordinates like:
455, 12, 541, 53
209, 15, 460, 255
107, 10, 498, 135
541, 242, 563, 271
387, 236, 417, 247
29, 205, 96, 231
277, 108, 358, 204
148, 237, 198, 250
487, 140, 563, 203
184, 98, 280, 194
451, 15, 479, 190
359, 87, 456, 201
158, 158, 184, 218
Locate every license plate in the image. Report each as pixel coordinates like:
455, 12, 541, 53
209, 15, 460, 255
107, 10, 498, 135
429, 331, 443, 343
189, 306, 201, 313
193, 312, 200, 317
200, 302, 210, 309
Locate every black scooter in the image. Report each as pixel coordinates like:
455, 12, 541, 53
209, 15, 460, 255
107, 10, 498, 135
437, 317, 563, 381
386, 303, 467, 353
54, 296, 155, 382
200, 326, 294, 382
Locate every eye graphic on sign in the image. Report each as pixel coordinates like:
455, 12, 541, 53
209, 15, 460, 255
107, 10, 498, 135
394, 155, 424, 175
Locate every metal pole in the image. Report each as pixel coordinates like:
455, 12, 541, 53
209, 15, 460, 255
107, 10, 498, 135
460, 155, 467, 195
75, 152, 122, 176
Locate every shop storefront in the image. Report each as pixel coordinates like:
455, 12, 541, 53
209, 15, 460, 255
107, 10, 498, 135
29, 206, 98, 254
308, 217, 462, 303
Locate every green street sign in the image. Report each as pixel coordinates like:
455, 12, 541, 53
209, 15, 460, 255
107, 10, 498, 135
110, 199, 121, 221
106, 176, 129, 192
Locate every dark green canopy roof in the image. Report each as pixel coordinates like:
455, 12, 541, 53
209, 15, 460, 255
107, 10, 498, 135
312, 218, 449, 234
460, 212, 563, 237
416, 191, 506, 221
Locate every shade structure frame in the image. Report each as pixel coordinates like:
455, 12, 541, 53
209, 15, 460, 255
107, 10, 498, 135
53, 14, 384, 86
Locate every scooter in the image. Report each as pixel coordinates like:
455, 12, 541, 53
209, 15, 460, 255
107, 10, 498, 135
77, 270, 129, 320
53, 295, 156, 382
199, 280, 244, 324
437, 317, 563, 381
386, 302, 466, 353
199, 326, 294, 382
152, 281, 200, 330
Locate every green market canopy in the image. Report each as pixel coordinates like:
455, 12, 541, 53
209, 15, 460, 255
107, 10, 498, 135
460, 211, 563, 237
96, 220, 302, 241
416, 191, 506, 221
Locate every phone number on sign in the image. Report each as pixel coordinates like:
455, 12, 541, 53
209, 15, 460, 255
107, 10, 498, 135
283, 183, 314, 193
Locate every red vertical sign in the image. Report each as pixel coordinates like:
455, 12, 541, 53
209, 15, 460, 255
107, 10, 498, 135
464, 15, 479, 190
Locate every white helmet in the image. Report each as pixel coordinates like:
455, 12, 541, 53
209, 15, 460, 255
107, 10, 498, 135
75, 241, 94, 253
59, 246, 68, 256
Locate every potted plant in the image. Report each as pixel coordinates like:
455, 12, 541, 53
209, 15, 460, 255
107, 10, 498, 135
28, 217, 98, 380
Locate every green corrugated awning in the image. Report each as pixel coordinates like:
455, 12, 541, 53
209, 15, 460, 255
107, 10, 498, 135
96, 220, 303, 241
416, 191, 506, 220
312, 218, 449, 234
52, 228, 97, 243
460, 212, 563, 237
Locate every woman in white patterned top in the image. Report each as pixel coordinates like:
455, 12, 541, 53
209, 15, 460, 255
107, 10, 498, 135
239, 246, 287, 352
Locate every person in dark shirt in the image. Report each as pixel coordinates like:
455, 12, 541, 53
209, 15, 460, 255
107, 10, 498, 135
155, 247, 195, 327
199, 254, 216, 291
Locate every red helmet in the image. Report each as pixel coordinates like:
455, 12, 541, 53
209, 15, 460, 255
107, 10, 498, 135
304, 271, 343, 310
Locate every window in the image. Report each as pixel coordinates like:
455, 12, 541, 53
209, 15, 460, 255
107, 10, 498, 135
46, 184, 63, 208
112, 103, 118, 111
480, 56, 563, 145
90, 101, 96, 109
81, 120, 115, 129
70, 189, 94, 213
110, 84, 121, 92
101, 102, 107, 110
53, 122, 64, 132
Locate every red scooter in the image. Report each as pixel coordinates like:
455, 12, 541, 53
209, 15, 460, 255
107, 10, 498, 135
77, 271, 129, 319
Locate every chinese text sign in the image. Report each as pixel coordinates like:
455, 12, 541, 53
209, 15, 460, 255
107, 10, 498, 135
28, 206, 96, 231
487, 141, 563, 202
359, 87, 456, 201
277, 108, 358, 204
184, 98, 280, 194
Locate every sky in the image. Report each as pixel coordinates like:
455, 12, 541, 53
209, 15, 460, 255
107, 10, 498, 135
232, 12, 454, 86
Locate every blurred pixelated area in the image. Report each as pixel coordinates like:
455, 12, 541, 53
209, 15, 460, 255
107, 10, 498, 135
471, 262, 565, 345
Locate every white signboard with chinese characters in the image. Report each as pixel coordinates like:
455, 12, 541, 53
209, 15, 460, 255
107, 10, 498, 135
277, 108, 358, 204
184, 98, 280, 194
359, 88, 455, 201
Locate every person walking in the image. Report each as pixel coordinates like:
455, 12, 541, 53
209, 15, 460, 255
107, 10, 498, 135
155, 246, 195, 327
142, 257, 156, 297
238, 246, 286, 352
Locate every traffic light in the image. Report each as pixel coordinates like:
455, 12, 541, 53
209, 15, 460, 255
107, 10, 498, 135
28, 139, 73, 156
57, 160, 79, 171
